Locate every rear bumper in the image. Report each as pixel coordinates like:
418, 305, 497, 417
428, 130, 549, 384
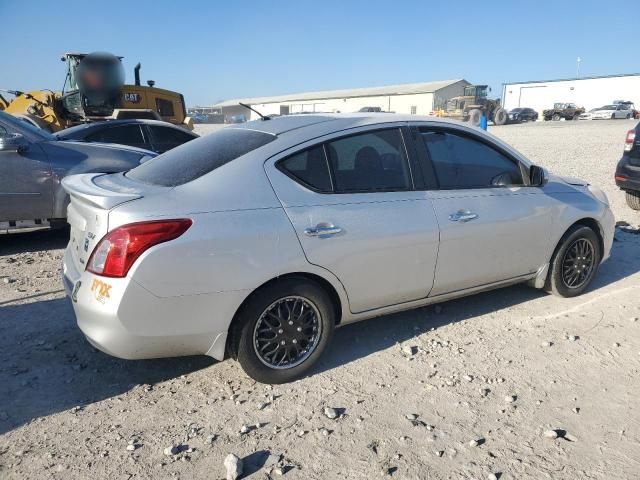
62, 247, 248, 361
615, 156, 640, 192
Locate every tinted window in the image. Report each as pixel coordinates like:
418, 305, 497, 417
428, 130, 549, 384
148, 126, 196, 153
420, 130, 523, 189
86, 125, 145, 147
156, 98, 175, 117
279, 146, 332, 192
127, 128, 276, 186
326, 129, 411, 192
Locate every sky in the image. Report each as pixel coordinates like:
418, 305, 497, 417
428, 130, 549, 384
1, 0, 636, 107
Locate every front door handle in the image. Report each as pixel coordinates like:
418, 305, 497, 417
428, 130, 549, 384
448, 210, 479, 223
304, 224, 342, 237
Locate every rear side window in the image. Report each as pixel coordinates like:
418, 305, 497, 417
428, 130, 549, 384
278, 146, 332, 192
148, 126, 196, 153
326, 129, 411, 192
127, 128, 276, 186
420, 130, 523, 189
86, 125, 145, 147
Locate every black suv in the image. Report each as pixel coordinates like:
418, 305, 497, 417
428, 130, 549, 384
615, 122, 640, 210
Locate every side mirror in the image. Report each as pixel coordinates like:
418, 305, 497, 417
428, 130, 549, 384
0, 133, 29, 153
529, 165, 549, 187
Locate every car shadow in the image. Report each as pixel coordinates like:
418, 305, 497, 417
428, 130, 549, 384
314, 231, 640, 376
0, 226, 69, 255
1, 229, 638, 434
0, 297, 215, 435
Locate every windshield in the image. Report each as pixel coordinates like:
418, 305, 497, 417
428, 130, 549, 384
0, 110, 55, 141
126, 127, 276, 186
598, 105, 617, 110
511, 108, 524, 113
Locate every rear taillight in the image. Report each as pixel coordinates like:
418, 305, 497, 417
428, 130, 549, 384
87, 219, 192, 278
625, 130, 636, 152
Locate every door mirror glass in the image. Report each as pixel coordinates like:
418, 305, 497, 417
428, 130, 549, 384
0, 132, 28, 152
529, 165, 548, 186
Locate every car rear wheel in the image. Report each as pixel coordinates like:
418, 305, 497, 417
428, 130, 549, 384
234, 278, 335, 384
546, 225, 601, 297
626, 191, 640, 210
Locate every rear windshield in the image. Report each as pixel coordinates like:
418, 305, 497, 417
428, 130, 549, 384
126, 128, 276, 186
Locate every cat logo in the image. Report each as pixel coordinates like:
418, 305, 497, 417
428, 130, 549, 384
124, 92, 141, 104
91, 279, 112, 303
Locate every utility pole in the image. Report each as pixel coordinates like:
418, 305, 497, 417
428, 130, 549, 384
576, 57, 581, 79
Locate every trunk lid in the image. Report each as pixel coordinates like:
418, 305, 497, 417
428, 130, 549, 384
62, 173, 155, 271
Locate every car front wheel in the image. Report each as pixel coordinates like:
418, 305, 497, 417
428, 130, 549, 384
547, 225, 601, 297
234, 278, 335, 384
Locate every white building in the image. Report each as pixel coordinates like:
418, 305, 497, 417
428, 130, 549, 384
502, 73, 640, 115
212, 79, 470, 121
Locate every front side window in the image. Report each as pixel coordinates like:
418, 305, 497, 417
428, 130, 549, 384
86, 125, 145, 147
326, 129, 411, 192
156, 98, 175, 117
419, 130, 524, 189
278, 146, 332, 192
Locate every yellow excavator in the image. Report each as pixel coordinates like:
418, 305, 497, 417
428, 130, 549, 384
1, 52, 193, 132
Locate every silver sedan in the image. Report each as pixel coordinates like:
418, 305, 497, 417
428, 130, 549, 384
62, 114, 615, 383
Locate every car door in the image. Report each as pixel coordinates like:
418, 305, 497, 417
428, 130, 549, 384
85, 124, 148, 150
266, 126, 440, 313
147, 125, 196, 153
412, 124, 552, 296
0, 123, 53, 222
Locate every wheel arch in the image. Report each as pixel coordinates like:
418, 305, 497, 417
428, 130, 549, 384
224, 271, 344, 359
534, 216, 605, 290
571, 217, 605, 256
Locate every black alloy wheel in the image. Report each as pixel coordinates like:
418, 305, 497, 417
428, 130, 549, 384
253, 296, 322, 369
561, 238, 595, 289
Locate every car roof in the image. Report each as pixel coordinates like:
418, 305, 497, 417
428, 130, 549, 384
224, 113, 532, 168
56, 119, 197, 138
227, 113, 472, 136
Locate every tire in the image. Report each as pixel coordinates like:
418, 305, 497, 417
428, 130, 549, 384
626, 113, 631, 119
546, 225, 601, 297
234, 278, 335, 384
468, 109, 482, 126
552, 114, 561, 121
611, 114, 615, 120
626, 191, 640, 210
493, 108, 507, 125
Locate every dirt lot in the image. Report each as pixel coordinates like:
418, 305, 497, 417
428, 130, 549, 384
1, 119, 639, 480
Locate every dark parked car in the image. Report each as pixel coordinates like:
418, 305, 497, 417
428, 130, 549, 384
0, 111, 155, 232
508, 107, 538, 123
56, 119, 198, 154
615, 122, 640, 210
543, 103, 585, 121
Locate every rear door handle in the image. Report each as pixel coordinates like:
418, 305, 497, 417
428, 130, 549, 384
304, 224, 342, 237
448, 211, 478, 223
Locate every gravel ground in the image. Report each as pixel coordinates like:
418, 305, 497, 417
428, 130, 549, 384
1, 119, 639, 480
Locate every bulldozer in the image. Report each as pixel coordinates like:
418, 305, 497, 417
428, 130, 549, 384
436, 85, 507, 126
1, 52, 193, 132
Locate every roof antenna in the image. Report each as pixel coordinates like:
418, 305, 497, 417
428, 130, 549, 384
239, 102, 270, 120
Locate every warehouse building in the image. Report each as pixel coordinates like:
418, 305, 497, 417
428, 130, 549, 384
502, 73, 640, 115
212, 79, 470, 121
